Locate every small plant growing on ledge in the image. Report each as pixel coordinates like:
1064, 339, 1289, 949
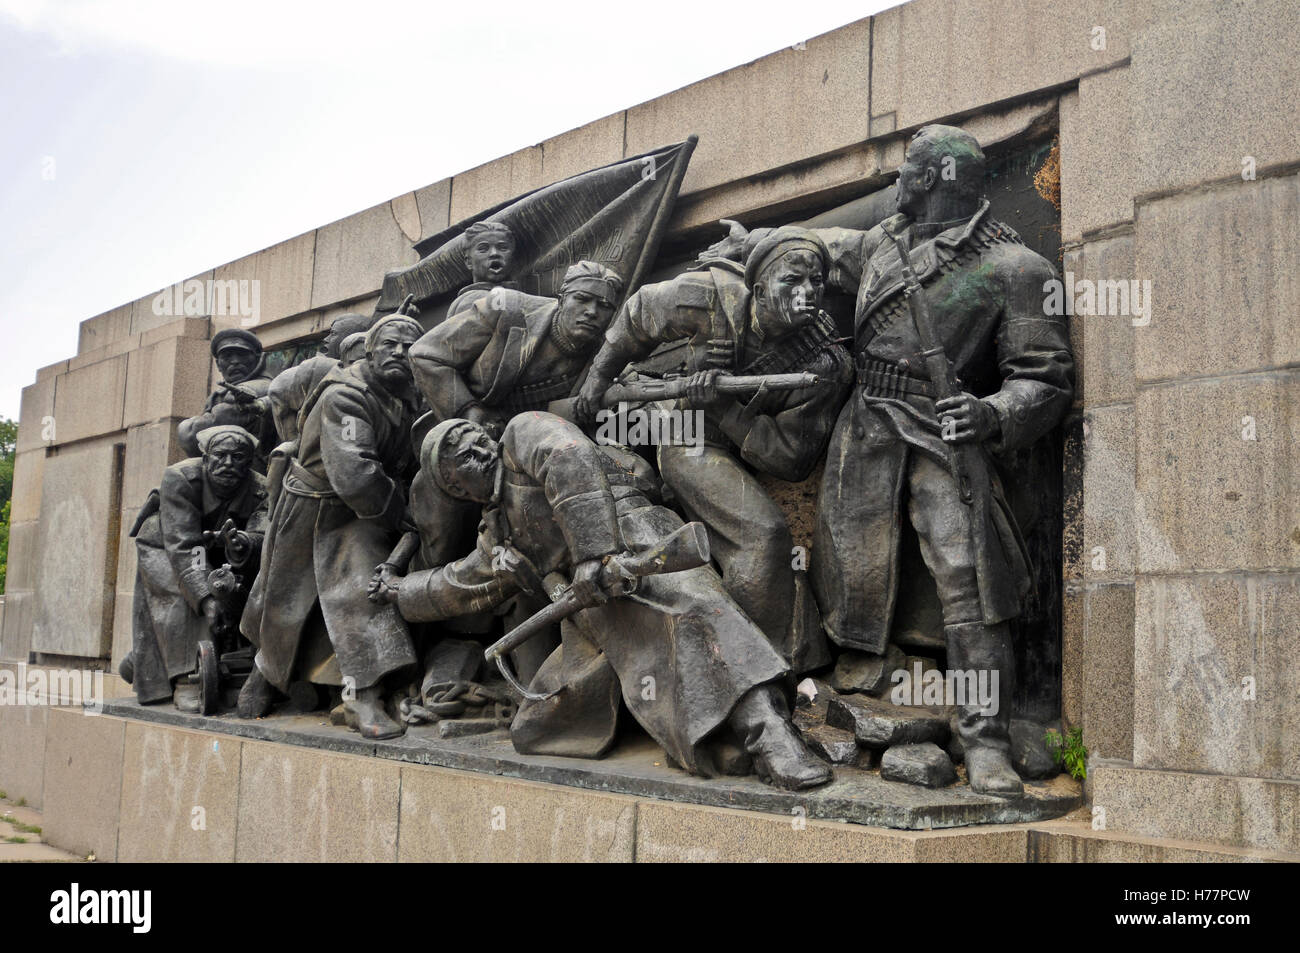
1044, 726, 1088, 781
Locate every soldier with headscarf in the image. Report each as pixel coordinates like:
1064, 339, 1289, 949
239, 314, 424, 739
120, 425, 267, 710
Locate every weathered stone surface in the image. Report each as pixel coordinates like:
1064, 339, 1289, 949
390, 191, 421, 243
826, 694, 950, 748
235, 739, 400, 862
625, 19, 871, 197
10, 451, 44, 524
1028, 819, 1300, 863
42, 708, 124, 860
829, 644, 905, 695
1010, 719, 1060, 780
1135, 371, 1299, 573
311, 201, 419, 310
209, 233, 316, 332
1082, 402, 1134, 579
4, 521, 39, 592
870, 0, 1130, 134
118, 722, 241, 862
542, 112, 626, 184
1081, 581, 1134, 761
1134, 174, 1299, 383
881, 743, 957, 788
448, 146, 544, 225
50, 354, 127, 444
1130, 0, 1300, 197
31, 441, 122, 658
1063, 233, 1136, 407
1133, 572, 1300, 781
0, 697, 48, 808
16, 376, 55, 454
1060, 583, 1084, 731
437, 719, 501, 739
798, 721, 859, 765
122, 334, 213, 428
1059, 67, 1137, 241
139, 315, 210, 349
0, 591, 35, 663
131, 270, 214, 337
397, 766, 636, 862
413, 179, 451, 239
78, 304, 133, 354
121, 419, 187, 516
1090, 762, 1300, 854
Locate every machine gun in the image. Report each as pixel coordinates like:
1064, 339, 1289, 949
484, 521, 711, 700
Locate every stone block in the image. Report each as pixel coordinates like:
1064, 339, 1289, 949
881, 742, 957, 787
49, 353, 127, 444
826, 694, 950, 748
625, 19, 871, 197
542, 112, 626, 184
1130, 0, 1300, 197
78, 304, 133, 354
0, 590, 34, 662
1082, 402, 1134, 579
798, 721, 859, 765
1059, 67, 1136, 241
1010, 718, 1060, 779
235, 740, 400, 862
1134, 371, 1299, 573
42, 708, 124, 860
1082, 582, 1134, 762
1090, 762, 1300, 853
31, 441, 123, 658
870, 0, 1130, 134
414, 178, 451, 239
118, 722, 241, 862
634, 800, 1027, 862
0, 699, 48, 808
390, 191, 421, 243
1063, 233, 1135, 406
121, 420, 187, 516
35, 360, 68, 382
1133, 572, 1299, 781
139, 316, 210, 348
9, 449, 46, 523
130, 269, 214, 336
829, 644, 905, 695
1028, 820, 1298, 863
5, 520, 40, 592
397, 766, 636, 862
110, 586, 134, 676
212, 233, 315, 331
448, 145, 545, 225
1134, 174, 1300, 383
311, 202, 419, 310
122, 334, 213, 427
16, 376, 56, 454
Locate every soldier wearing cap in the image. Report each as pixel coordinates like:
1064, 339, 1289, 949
239, 314, 423, 739
574, 227, 853, 671
447, 221, 520, 317
120, 425, 268, 710
178, 328, 276, 469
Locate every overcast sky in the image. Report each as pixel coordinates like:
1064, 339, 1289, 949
0, 0, 892, 420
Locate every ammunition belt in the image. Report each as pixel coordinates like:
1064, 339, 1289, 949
855, 357, 935, 399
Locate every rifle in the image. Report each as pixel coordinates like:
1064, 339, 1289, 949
886, 229, 980, 506
214, 381, 261, 405
484, 521, 711, 699
603, 371, 821, 407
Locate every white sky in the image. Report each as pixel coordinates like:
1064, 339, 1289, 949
0, 0, 894, 420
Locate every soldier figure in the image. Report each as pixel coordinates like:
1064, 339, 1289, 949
447, 220, 520, 317
120, 425, 267, 710
715, 125, 1074, 794
178, 329, 276, 468
239, 315, 424, 739
267, 312, 376, 443
575, 227, 853, 669
371, 413, 833, 791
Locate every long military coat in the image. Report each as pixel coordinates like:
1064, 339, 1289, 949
810, 202, 1074, 652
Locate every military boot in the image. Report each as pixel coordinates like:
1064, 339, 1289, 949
729, 684, 833, 791
945, 621, 1023, 796
347, 684, 405, 741
237, 664, 276, 719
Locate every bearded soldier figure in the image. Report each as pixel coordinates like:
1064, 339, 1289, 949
178, 329, 277, 469
575, 226, 853, 669
710, 125, 1074, 795
371, 412, 833, 791
239, 314, 424, 739
121, 425, 267, 710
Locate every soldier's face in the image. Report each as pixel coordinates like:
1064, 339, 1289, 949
467, 235, 514, 284
368, 325, 420, 389
556, 290, 614, 350
216, 347, 257, 384
896, 143, 934, 218
204, 439, 253, 497
447, 427, 500, 502
753, 251, 824, 337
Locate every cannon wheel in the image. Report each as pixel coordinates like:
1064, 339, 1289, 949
196, 641, 220, 715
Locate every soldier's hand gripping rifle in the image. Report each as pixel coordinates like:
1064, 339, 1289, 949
602, 371, 822, 406
886, 229, 985, 506
484, 521, 711, 700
